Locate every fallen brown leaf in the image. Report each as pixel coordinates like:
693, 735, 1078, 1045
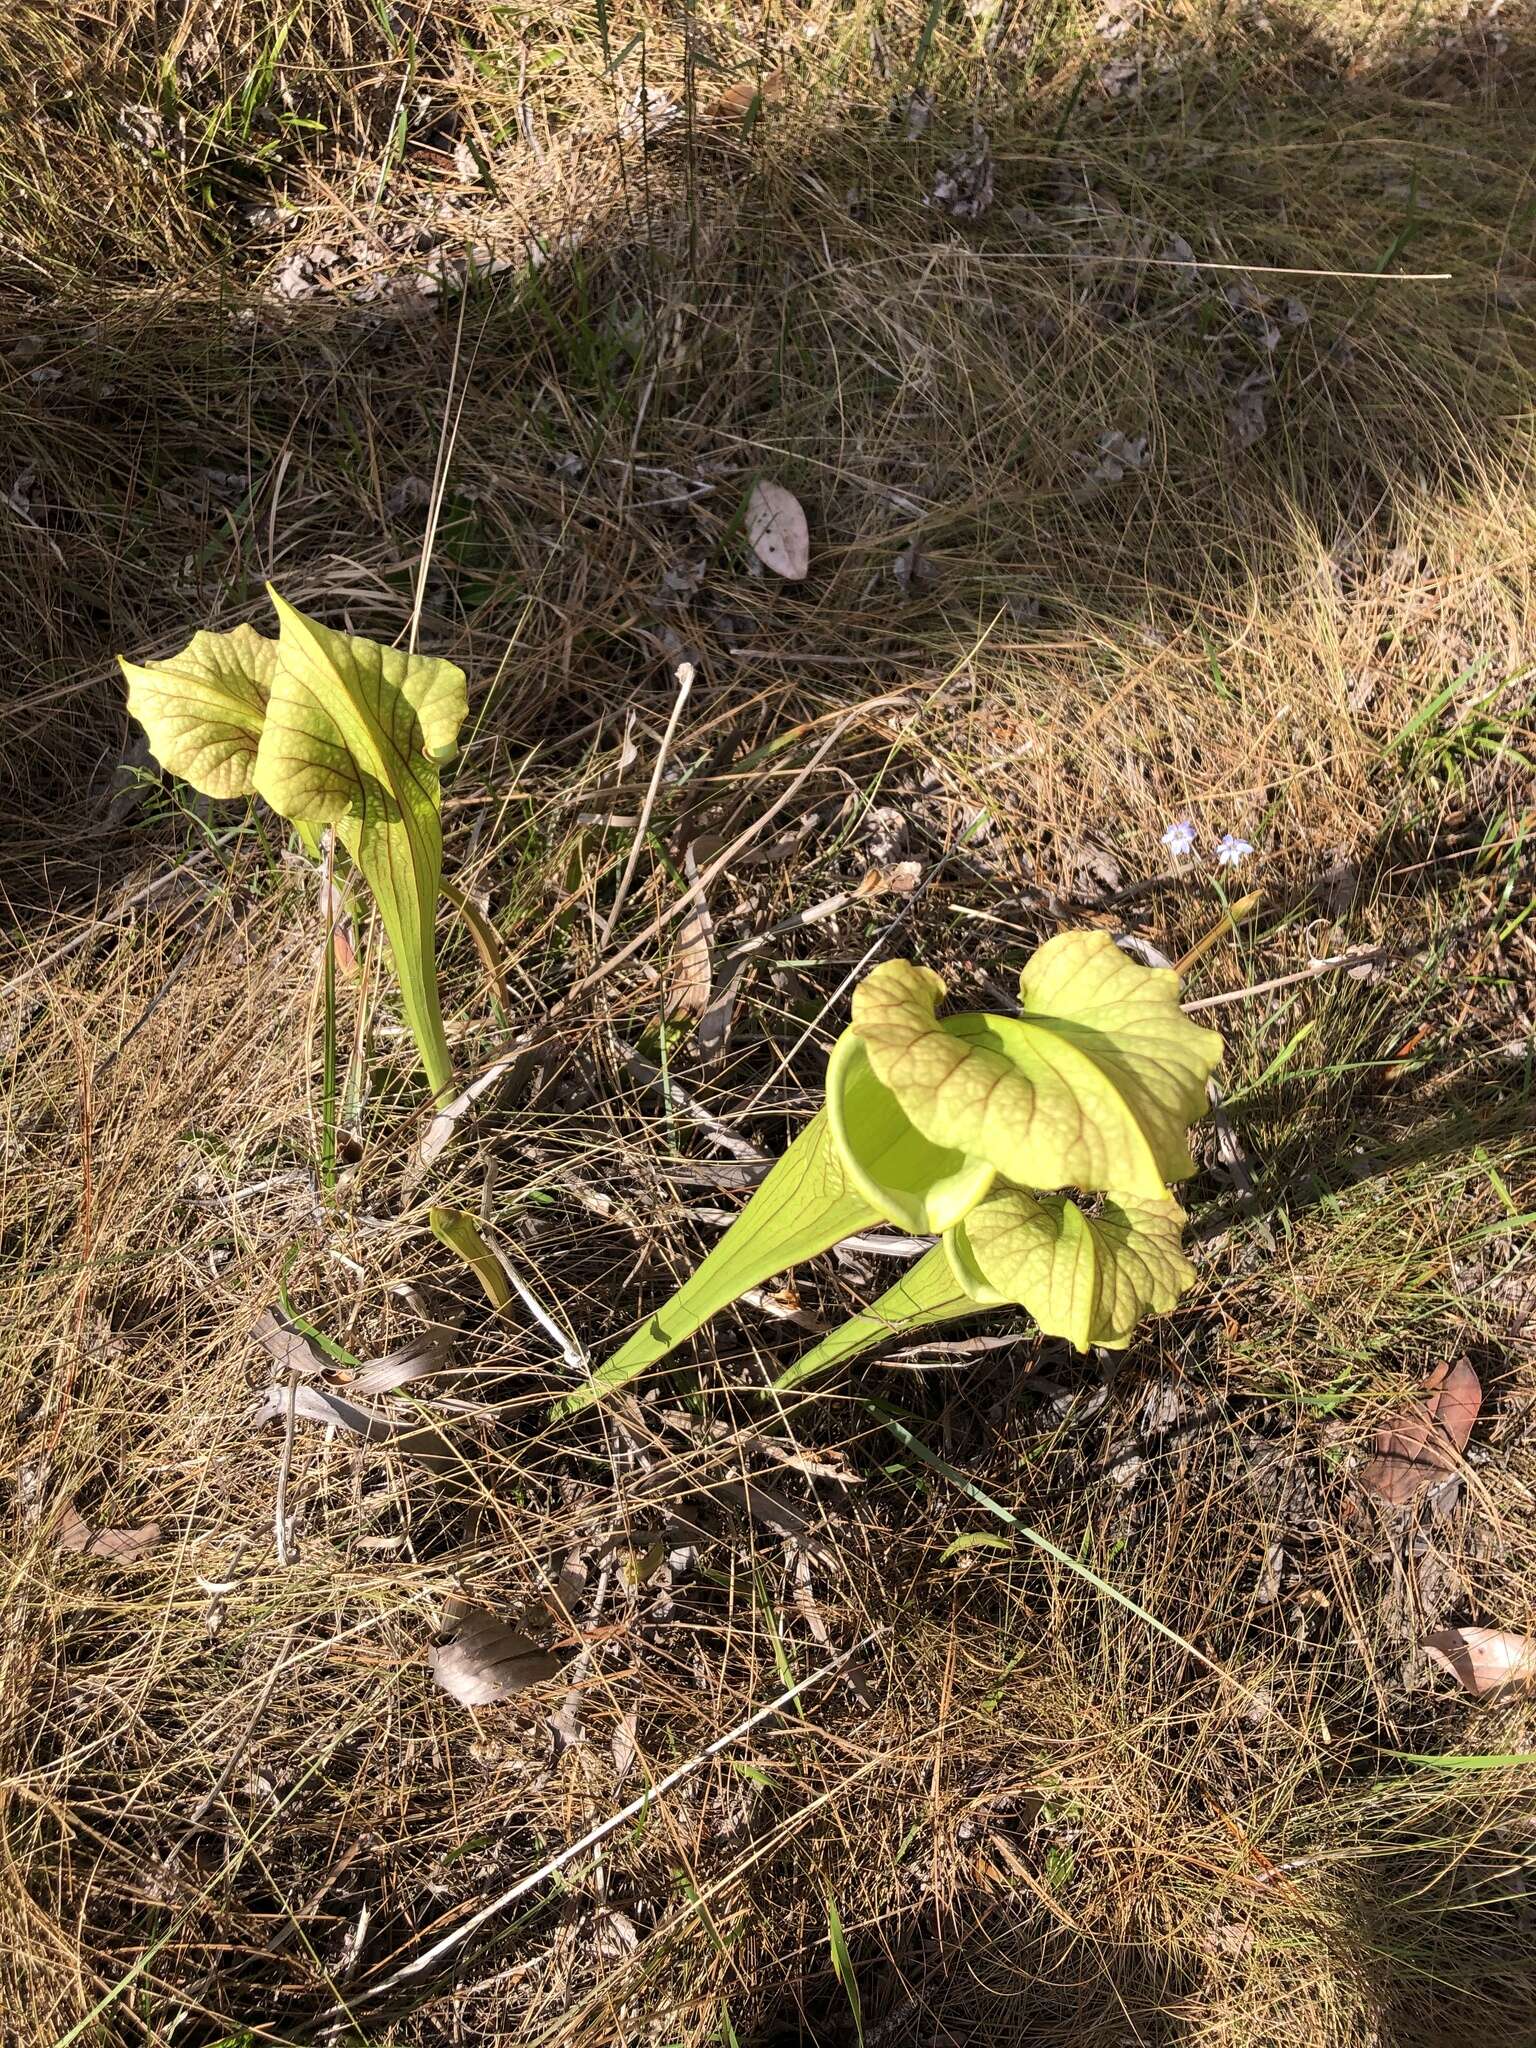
855, 860, 922, 899
696, 955, 745, 1064
745, 479, 809, 580
430, 1608, 564, 1707
705, 67, 785, 126
252, 1305, 327, 1377
701, 1474, 822, 1546
1422, 1626, 1536, 1697
667, 843, 713, 1019
348, 1325, 453, 1394
1357, 1357, 1481, 1503
56, 1503, 161, 1561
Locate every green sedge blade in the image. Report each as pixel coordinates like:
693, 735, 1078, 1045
554, 1111, 878, 1416
825, 1892, 865, 2048
769, 1243, 973, 1393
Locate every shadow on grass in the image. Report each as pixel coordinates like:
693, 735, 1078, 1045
3, 5, 1533, 921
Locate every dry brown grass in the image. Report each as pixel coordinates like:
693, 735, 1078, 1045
3, 2, 1536, 2043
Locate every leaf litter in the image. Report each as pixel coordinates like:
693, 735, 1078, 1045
667, 842, 715, 1020
744, 479, 810, 580
1421, 1627, 1536, 1698
1357, 1357, 1482, 1504
430, 1608, 566, 1708
248, 1305, 484, 1479
55, 1503, 162, 1561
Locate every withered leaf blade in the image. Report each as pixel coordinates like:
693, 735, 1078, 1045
349, 1325, 453, 1395
56, 1503, 161, 1561
252, 1305, 328, 1377
1358, 1357, 1481, 1504
430, 1608, 564, 1707
744, 479, 809, 580
697, 955, 745, 1065
246, 1380, 468, 1478
1422, 1627, 1536, 1697
702, 1475, 817, 1544
667, 843, 714, 1020
319, 867, 356, 975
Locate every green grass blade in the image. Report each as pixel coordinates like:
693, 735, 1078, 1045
1385, 1749, 1536, 1773
865, 1399, 1275, 1712
826, 1891, 864, 2047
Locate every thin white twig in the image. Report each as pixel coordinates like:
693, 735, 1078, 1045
343, 1629, 881, 2006
273, 1372, 299, 1567
485, 1230, 588, 1372
1183, 949, 1390, 1012
600, 662, 694, 943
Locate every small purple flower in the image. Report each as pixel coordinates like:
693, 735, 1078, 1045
1160, 819, 1198, 859
1215, 832, 1254, 870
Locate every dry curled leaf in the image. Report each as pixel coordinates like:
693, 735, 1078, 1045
855, 860, 922, 899
430, 1608, 564, 1707
697, 955, 745, 1065
252, 1304, 326, 1377
348, 1324, 453, 1394
247, 1378, 470, 1478
1358, 1357, 1481, 1504
706, 67, 784, 126
667, 843, 714, 1019
319, 866, 357, 974
1422, 1627, 1536, 1697
57, 1504, 161, 1561
703, 1475, 819, 1544
611, 1710, 639, 1782
745, 479, 809, 580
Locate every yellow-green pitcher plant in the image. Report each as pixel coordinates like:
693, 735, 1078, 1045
121, 589, 467, 1105
560, 931, 1222, 1413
